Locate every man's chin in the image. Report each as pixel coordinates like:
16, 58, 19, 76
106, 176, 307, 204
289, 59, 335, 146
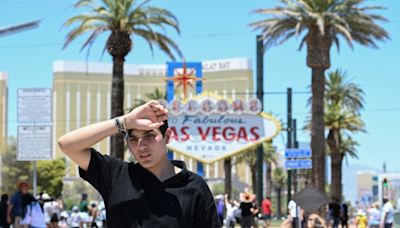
138, 160, 155, 169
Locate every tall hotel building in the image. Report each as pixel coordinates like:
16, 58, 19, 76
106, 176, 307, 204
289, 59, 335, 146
0, 72, 7, 152
53, 58, 254, 180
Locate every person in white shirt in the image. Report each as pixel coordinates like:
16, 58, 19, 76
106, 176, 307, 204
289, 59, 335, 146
224, 194, 239, 228
20, 193, 46, 228
69, 206, 82, 228
288, 199, 304, 228
58, 211, 69, 228
42, 193, 60, 228
368, 203, 381, 228
380, 198, 394, 228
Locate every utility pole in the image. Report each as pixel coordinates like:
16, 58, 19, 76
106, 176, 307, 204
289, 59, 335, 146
286, 87, 292, 213
256, 35, 264, 206
293, 119, 299, 192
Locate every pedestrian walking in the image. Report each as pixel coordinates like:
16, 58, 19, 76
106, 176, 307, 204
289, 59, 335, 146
340, 202, 349, 228
355, 209, 368, 228
19, 193, 46, 228
0, 194, 10, 228
42, 193, 60, 228
78, 193, 90, 228
97, 201, 106, 228
58, 211, 69, 228
224, 194, 238, 228
368, 203, 381, 228
260, 196, 272, 228
380, 197, 394, 228
88, 202, 99, 228
215, 195, 225, 225
69, 206, 82, 228
288, 199, 304, 228
58, 100, 221, 227
7, 181, 29, 228
239, 189, 257, 228
328, 197, 341, 228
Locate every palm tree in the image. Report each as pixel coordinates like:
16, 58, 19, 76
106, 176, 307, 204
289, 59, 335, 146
132, 87, 166, 108
263, 141, 278, 196
224, 158, 232, 199
272, 167, 286, 219
250, 0, 389, 192
63, 0, 182, 159
235, 148, 258, 194
234, 141, 277, 196
325, 69, 365, 200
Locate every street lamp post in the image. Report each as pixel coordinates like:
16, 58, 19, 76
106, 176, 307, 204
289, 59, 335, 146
1, 19, 41, 195
0, 20, 41, 37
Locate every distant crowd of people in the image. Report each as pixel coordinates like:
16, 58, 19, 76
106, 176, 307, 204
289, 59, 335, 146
0, 181, 106, 228
352, 197, 394, 228
216, 187, 329, 228
215, 189, 397, 228
325, 196, 394, 228
215, 187, 272, 228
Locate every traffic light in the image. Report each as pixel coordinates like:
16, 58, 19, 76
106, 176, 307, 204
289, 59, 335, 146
383, 178, 388, 188
382, 178, 389, 200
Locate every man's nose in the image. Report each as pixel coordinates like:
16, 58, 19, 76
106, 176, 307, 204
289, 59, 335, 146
137, 138, 148, 151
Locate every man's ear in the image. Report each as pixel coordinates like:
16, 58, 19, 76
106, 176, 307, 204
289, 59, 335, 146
165, 128, 172, 144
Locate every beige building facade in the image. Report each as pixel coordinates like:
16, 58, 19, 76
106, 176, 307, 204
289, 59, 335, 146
356, 171, 379, 207
53, 58, 258, 184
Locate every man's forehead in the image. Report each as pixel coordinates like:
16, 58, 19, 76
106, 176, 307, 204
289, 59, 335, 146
131, 129, 159, 137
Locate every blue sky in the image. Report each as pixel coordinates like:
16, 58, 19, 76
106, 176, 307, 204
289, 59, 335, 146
1, 0, 399, 172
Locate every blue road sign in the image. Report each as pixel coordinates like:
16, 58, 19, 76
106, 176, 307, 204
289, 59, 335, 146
285, 159, 312, 169
284, 148, 312, 158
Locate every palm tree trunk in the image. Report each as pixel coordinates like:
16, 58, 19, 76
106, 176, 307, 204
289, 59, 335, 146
276, 187, 282, 219
328, 130, 342, 200
224, 158, 232, 199
251, 161, 257, 194
110, 56, 125, 159
266, 161, 272, 196
331, 153, 342, 200
311, 67, 326, 192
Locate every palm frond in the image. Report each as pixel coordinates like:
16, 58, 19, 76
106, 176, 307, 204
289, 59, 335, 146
145, 31, 183, 60
250, 0, 389, 52
64, 0, 181, 60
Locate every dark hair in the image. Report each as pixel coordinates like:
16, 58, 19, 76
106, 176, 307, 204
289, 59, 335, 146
159, 120, 169, 137
21, 193, 38, 218
127, 120, 169, 138
1, 194, 8, 202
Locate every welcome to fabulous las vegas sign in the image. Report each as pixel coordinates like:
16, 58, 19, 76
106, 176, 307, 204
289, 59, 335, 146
161, 94, 282, 164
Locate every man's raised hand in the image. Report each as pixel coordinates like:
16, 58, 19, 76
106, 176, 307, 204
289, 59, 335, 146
124, 100, 168, 131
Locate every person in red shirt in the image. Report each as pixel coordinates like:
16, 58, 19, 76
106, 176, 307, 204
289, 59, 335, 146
261, 196, 272, 228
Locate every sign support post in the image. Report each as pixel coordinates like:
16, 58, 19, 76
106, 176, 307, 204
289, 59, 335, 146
287, 87, 293, 214
256, 34, 264, 206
